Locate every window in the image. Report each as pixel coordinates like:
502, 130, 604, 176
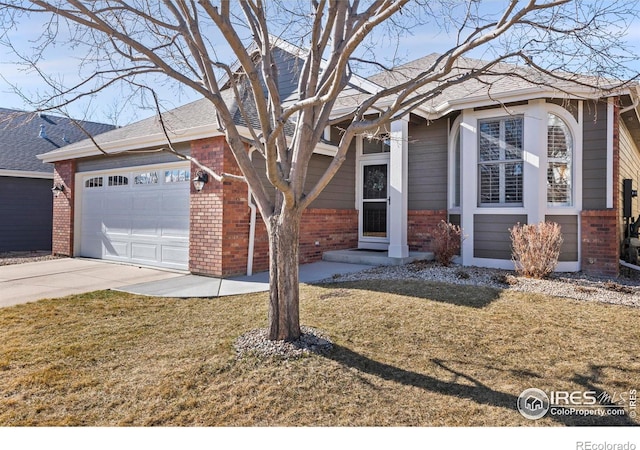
108, 175, 128, 186
478, 116, 523, 206
85, 177, 103, 188
452, 129, 461, 208
165, 169, 190, 183
134, 171, 159, 185
362, 134, 391, 154
547, 114, 573, 206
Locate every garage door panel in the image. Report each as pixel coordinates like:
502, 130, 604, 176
161, 245, 189, 266
106, 195, 132, 211
160, 217, 190, 238
103, 239, 129, 258
104, 216, 133, 236
131, 243, 159, 261
132, 216, 160, 237
80, 165, 190, 271
161, 191, 189, 213
133, 193, 161, 211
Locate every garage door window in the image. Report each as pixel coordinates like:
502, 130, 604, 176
165, 169, 190, 183
85, 177, 103, 188
108, 175, 129, 187
134, 171, 159, 185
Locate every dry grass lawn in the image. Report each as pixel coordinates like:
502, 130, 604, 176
0, 279, 639, 426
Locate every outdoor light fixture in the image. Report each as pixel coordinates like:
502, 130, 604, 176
192, 171, 209, 192
51, 183, 65, 197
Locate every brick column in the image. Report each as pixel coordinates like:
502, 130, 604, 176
581, 210, 619, 277
189, 136, 250, 277
52, 160, 75, 256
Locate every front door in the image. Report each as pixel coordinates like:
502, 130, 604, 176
359, 162, 389, 247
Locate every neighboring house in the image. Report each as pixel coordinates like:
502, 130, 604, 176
38, 43, 640, 278
0, 109, 115, 252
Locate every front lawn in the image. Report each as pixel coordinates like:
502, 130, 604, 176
0, 280, 638, 426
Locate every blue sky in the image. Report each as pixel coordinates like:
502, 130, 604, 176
1, 2, 639, 125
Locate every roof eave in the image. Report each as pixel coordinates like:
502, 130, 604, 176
38, 124, 226, 163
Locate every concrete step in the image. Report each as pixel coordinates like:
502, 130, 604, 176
322, 249, 434, 266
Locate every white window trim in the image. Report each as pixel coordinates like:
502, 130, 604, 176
458, 101, 582, 271
448, 115, 462, 213
544, 102, 582, 215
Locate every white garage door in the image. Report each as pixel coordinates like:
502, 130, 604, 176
79, 165, 190, 270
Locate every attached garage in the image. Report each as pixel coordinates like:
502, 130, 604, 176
77, 163, 191, 271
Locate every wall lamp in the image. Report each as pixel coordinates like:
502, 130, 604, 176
192, 170, 209, 192
51, 183, 65, 197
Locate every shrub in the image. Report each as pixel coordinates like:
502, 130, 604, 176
432, 220, 463, 266
510, 221, 563, 279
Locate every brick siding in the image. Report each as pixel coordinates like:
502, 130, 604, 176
234, 209, 358, 276
581, 210, 619, 277
188, 136, 358, 277
52, 160, 75, 256
407, 209, 448, 252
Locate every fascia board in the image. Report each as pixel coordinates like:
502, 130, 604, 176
38, 122, 338, 162
38, 124, 226, 163
0, 169, 54, 179
331, 85, 625, 122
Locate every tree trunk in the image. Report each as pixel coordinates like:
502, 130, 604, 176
267, 208, 302, 341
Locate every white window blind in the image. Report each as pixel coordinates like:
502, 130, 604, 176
478, 116, 523, 206
547, 114, 573, 206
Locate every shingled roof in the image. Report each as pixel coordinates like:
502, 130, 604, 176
332, 53, 624, 117
0, 108, 115, 173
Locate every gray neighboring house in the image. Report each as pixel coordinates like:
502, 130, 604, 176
0, 108, 115, 252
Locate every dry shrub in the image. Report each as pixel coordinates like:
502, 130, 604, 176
510, 221, 563, 279
432, 220, 463, 266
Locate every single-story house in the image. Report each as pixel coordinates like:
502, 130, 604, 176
38, 44, 640, 278
0, 108, 114, 252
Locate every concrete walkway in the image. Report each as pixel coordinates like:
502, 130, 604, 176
0, 258, 183, 308
115, 260, 372, 298
0, 258, 372, 307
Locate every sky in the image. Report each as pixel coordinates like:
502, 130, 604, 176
1, 1, 639, 126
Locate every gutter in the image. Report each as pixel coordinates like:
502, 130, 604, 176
246, 148, 258, 276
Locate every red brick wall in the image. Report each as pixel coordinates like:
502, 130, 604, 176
52, 160, 75, 256
250, 209, 358, 275
189, 136, 231, 276
581, 210, 619, 277
407, 210, 448, 252
219, 148, 252, 276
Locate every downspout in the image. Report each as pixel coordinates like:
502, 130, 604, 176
246, 148, 257, 276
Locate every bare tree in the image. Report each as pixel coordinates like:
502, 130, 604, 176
0, 0, 637, 341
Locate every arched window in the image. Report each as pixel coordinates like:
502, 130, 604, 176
547, 114, 573, 206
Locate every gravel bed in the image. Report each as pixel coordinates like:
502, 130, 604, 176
234, 326, 334, 360
324, 261, 640, 308
0, 251, 62, 266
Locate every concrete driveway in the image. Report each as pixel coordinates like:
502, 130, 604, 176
0, 258, 184, 308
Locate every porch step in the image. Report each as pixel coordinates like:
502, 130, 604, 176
322, 249, 434, 266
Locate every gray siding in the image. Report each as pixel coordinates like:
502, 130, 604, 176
545, 215, 578, 262
582, 101, 608, 210
474, 214, 527, 260
77, 143, 190, 172
251, 148, 356, 210
0, 176, 52, 251
408, 118, 448, 210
